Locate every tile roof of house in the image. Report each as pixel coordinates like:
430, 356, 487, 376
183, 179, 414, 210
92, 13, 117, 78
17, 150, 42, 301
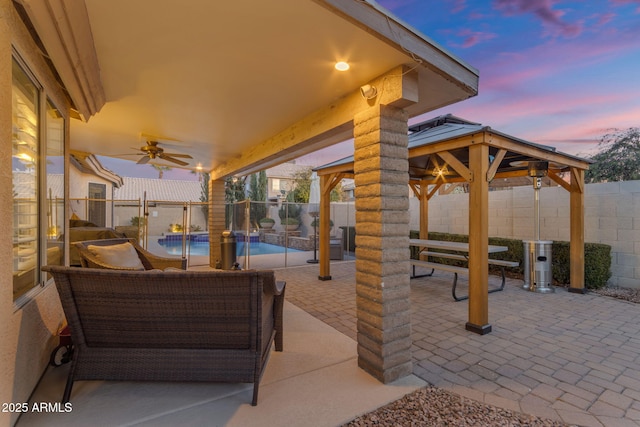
70, 150, 124, 187
266, 162, 311, 178
114, 177, 202, 201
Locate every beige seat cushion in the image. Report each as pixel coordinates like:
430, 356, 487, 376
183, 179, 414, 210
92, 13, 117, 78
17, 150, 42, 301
87, 242, 145, 270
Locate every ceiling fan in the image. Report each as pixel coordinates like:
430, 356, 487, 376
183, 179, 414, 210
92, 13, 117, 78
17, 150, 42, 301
133, 140, 193, 166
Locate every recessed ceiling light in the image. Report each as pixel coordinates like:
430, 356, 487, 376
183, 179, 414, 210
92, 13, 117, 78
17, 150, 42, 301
335, 61, 350, 71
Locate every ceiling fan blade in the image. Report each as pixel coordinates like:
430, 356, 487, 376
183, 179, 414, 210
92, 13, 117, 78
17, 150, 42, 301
162, 152, 193, 159
159, 153, 189, 166
137, 156, 151, 165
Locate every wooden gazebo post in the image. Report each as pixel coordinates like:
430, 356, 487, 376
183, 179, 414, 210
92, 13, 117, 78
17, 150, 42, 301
318, 172, 345, 280
319, 174, 332, 280
569, 167, 585, 292
466, 143, 491, 334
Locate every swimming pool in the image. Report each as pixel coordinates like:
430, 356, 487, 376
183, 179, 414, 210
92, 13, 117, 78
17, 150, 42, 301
158, 240, 301, 257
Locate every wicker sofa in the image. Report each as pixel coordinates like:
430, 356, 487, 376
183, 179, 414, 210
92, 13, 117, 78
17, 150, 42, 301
43, 265, 285, 406
74, 238, 187, 270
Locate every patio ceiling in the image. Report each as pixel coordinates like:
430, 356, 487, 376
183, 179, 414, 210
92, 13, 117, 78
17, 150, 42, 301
15, 0, 479, 178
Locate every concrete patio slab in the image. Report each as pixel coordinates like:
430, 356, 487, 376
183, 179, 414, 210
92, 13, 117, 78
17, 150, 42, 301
17, 301, 425, 427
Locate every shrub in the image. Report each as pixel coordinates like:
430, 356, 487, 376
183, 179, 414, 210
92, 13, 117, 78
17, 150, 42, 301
130, 216, 146, 227
409, 231, 612, 289
259, 217, 275, 224
310, 218, 333, 227
552, 241, 611, 289
280, 217, 299, 226
278, 203, 301, 221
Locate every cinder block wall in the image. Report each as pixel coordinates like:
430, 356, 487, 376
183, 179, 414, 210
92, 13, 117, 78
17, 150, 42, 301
405, 181, 640, 288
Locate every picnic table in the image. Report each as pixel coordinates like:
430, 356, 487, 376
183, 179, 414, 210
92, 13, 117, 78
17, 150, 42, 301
409, 239, 519, 301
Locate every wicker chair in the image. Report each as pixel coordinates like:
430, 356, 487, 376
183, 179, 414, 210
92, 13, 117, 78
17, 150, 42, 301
74, 238, 187, 270
42, 265, 286, 406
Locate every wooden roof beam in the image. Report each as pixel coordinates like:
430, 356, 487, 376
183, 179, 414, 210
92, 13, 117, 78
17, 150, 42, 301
210, 65, 418, 180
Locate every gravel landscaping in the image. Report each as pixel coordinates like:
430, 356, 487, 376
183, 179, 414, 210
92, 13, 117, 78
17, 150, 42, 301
343, 387, 569, 426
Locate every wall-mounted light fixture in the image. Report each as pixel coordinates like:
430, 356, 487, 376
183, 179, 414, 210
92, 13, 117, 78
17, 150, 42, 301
360, 84, 377, 100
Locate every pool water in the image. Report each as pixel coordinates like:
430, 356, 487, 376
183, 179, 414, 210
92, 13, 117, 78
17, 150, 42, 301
158, 240, 301, 257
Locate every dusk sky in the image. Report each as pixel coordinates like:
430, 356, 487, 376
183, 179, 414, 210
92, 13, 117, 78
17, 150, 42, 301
103, 0, 640, 179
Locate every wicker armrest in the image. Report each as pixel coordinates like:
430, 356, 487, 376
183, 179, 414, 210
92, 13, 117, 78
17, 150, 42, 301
135, 248, 186, 270
74, 238, 186, 271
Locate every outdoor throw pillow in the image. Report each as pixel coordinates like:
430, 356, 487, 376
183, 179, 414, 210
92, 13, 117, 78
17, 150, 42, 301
87, 242, 145, 270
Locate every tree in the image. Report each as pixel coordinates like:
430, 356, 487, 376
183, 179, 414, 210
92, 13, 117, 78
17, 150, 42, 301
585, 128, 640, 183
248, 170, 267, 223
225, 176, 246, 229
288, 167, 312, 203
199, 172, 210, 227
151, 164, 172, 179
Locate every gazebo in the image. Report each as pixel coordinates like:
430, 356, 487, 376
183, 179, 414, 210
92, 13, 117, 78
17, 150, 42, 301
314, 114, 591, 334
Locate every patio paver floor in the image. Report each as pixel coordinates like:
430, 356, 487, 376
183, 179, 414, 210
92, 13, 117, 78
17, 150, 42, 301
278, 261, 640, 427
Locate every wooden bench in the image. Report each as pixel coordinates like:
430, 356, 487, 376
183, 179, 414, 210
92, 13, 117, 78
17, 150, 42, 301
411, 251, 519, 301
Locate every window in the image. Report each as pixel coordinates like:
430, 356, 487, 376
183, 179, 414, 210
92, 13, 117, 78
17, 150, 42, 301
45, 100, 65, 269
12, 55, 66, 302
88, 183, 106, 227
271, 178, 280, 192
12, 58, 40, 300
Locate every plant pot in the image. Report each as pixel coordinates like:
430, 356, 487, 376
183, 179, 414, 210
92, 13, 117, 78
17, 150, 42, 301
260, 223, 274, 230
283, 224, 299, 231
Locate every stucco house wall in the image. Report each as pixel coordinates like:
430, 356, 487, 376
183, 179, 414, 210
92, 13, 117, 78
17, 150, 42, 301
1, 2, 69, 425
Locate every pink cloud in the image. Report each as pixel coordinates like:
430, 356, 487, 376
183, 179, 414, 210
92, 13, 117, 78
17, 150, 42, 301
610, 0, 640, 11
449, 0, 467, 13
427, 85, 640, 157
457, 29, 498, 48
493, 0, 583, 37
595, 12, 616, 26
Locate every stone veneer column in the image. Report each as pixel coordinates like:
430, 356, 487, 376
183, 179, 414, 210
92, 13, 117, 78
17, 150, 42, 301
209, 179, 226, 267
354, 104, 412, 382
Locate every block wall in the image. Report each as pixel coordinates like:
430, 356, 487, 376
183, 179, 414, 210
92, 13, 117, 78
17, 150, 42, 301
406, 181, 640, 288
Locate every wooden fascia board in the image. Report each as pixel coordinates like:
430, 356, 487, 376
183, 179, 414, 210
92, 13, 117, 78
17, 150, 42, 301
313, 0, 478, 96
316, 164, 354, 176
485, 133, 590, 170
18, 0, 105, 120
210, 65, 417, 180
408, 134, 478, 158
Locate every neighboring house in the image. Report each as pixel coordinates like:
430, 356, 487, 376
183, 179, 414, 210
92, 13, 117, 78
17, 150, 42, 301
114, 177, 206, 235
69, 151, 123, 226
264, 161, 312, 202
115, 177, 202, 202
